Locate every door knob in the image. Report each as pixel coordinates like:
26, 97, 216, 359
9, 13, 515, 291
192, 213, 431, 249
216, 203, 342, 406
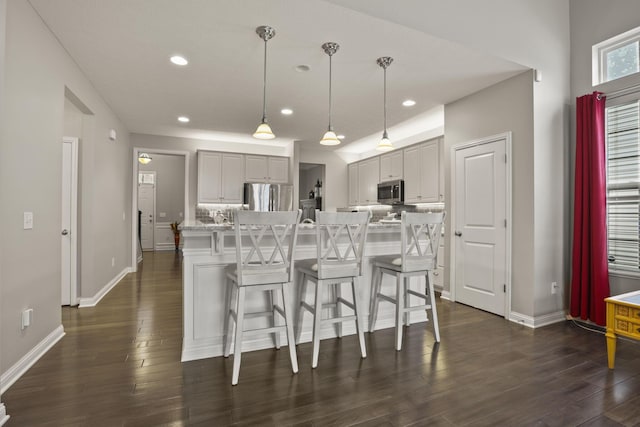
61, 229, 69, 236
454, 231, 462, 237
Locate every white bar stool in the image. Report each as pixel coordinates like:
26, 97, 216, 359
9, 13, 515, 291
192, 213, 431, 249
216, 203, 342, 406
295, 211, 370, 368
223, 210, 302, 385
369, 211, 445, 351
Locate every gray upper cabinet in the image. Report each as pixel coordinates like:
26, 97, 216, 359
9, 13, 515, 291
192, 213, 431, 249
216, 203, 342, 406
348, 163, 359, 206
347, 157, 379, 205
197, 151, 245, 203
403, 139, 440, 203
245, 155, 289, 183
379, 150, 403, 181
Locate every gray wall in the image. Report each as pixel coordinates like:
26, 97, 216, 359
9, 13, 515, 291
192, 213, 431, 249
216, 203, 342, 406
570, 0, 640, 295
445, 71, 536, 317
139, 153, 185, 223
0, 0, 131, 377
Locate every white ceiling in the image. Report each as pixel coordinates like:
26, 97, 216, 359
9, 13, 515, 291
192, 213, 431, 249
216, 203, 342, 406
29, 0, 527, 152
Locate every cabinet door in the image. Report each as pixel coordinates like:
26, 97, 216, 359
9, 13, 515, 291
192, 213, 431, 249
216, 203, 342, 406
358, 157, 379, 205
419, 140, 440, 202
197, 152, 222, 203
348, 163, 359, 205
221, 153, 245, 202
380, 150, 403, 181
245, 155, 269, 182
268, 157, 289, 183
403, 145, 421, 203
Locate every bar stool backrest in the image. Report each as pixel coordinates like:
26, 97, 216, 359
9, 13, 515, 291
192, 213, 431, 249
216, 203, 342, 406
314, 210, 371, 279
400, 211, 446, 272
233, 210, 302, 286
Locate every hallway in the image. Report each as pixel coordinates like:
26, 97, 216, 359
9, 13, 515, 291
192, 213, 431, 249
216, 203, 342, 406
4, 252, 640, 426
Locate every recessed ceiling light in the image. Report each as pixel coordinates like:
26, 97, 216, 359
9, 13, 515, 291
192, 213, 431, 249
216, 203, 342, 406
178, 116, 190, 123
295, 65, 311, 72
281, 108, 293, 115
170, 55, 188, 66
337, 134, 345, 140
402, 99, 416, 107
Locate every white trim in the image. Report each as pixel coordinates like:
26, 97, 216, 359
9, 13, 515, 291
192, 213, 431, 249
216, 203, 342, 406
440, 290, 452, 301
449, 132, 513, 319
1, 326, 65, 394
131, 147, 190, 272
78, 267, 131, 307
509, 310, 566, 329
62, 136, 79, 305
0, 403, 8, 426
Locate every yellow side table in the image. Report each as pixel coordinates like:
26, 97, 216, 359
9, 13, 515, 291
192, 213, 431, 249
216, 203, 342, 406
605, 290, 640, 369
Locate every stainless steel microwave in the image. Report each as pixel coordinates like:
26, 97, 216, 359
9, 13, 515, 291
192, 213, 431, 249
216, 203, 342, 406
377, 180, 404, 204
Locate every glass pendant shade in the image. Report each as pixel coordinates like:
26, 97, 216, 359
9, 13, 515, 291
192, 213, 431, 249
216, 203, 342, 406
138, 153, 152, 164
376, 131, 393, 151
320, 129, 340, 145
253, 121, 275, 139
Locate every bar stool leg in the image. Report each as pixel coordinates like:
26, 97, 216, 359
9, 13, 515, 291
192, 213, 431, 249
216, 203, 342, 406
281, 282, 299, 373
369, 266, 383, 332
232, 287, 246, 386
270, 289, 281, 350
395, 273, 404, 351
352, 276, 367, 359
311, 279, 324, 369
404, 276, 411, 327
335, 282, 343, 338
295, 273, 308, 344
427, 273, 441, 342
223, 281, 235, 358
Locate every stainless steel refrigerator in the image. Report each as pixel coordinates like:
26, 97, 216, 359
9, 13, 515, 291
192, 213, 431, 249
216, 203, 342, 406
244, 183, 294, 211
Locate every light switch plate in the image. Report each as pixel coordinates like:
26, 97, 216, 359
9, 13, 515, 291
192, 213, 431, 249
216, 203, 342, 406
23, 212, 33, 229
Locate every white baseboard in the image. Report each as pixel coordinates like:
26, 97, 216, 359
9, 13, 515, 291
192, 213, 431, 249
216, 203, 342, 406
440, 290, 451, 301
1, 325, 65, 394
0, 403, 8, 426
509, 310, 566, 328
78, 267, 131, 308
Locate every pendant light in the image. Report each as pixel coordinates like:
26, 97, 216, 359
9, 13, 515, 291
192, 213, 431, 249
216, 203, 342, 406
253, 26, 276, 140
320, 42, 340, 146
376, 56, 394, 151
138, 153, 152, 164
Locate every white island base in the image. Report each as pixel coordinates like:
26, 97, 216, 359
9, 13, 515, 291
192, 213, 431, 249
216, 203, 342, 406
180, 222, 433, 362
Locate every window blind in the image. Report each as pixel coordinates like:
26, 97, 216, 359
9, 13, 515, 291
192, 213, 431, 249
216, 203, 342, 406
607, 101, 640, 270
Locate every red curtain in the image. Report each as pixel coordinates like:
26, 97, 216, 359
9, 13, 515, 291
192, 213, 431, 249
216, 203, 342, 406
570, 92, 609, 326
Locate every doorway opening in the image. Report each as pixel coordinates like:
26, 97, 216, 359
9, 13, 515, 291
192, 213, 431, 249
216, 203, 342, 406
299, 163, 325, 222
131, 148, 189, 271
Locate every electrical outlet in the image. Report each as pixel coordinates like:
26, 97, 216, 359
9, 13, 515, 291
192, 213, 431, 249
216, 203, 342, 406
23, 212, 33, 229
111, 257, 115, 267
551, 282, 558, 294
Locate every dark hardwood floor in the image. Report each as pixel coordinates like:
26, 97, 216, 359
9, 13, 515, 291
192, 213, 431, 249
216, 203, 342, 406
4, 251, 640, 426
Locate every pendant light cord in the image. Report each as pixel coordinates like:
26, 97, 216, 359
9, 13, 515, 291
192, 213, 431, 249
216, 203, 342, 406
262, 38, 268, 122
383, 66, 387, 132
328, 53, 333, 131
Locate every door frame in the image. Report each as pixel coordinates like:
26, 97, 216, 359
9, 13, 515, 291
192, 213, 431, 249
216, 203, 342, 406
62, 136, 79, 306
449, 132, 512, 318
131, 148, 190, 272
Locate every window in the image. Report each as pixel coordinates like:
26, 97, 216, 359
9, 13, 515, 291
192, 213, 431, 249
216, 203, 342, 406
593, 27, 640, 85
606, 100, 640, 272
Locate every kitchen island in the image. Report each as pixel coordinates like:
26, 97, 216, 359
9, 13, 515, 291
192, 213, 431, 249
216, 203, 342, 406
179, 220, 432, 362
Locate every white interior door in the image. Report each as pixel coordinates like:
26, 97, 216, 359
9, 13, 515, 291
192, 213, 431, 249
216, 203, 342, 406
453, 136, 509, 316
61, 137, 78, 306
138, 173, 156, 251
